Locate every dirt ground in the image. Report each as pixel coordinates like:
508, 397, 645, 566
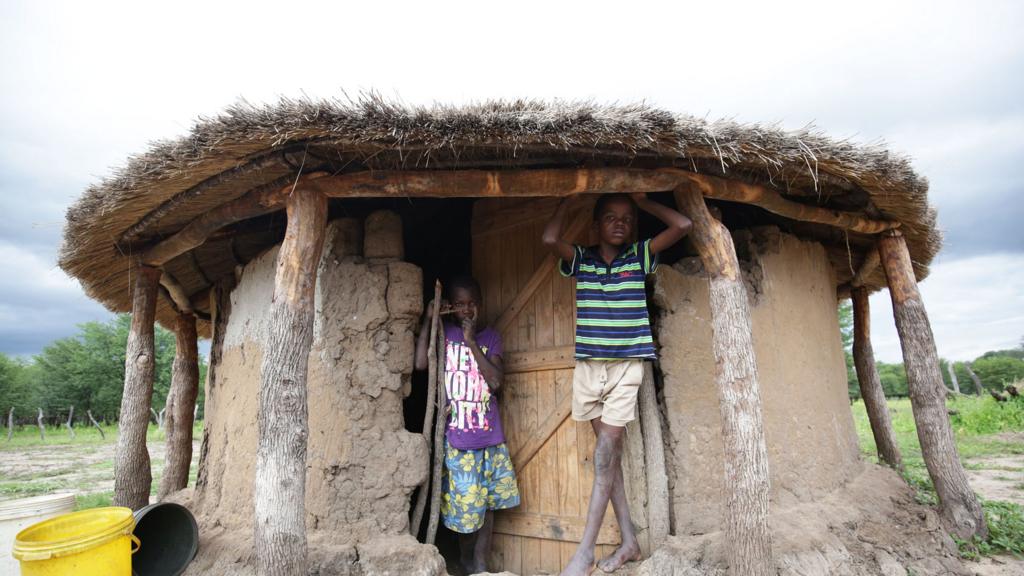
2, 435, 1021, 575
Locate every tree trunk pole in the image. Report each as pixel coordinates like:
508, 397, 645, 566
87, 410, 105, 439
674, 188, 774, 576
114, 263, 161, 510
37, 408, 45, 441
851, 288, 903, 470
159, 312, 199, 501
410, 280, 443, 538
65, 406, 76, 439
964, 363, 984, 396
878, 230, 987, 540
6, 408, 13, 442
947, 362, 961, 394
254, 188, 327, 576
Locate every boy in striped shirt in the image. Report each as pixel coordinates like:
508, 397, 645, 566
542, 193, 691, 575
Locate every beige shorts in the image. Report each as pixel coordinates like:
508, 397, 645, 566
571, 358, 644, 428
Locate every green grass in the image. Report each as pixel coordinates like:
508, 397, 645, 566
852, 396, 1024, 558
74, 491, 113, 511
2, 421, 203, 450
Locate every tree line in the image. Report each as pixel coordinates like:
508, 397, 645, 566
0, 315, 207, 426
839, 302, 1024, 399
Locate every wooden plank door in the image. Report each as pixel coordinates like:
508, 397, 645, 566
471, 198, 648, 575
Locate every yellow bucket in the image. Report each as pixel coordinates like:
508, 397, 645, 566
11, 507, 140, 576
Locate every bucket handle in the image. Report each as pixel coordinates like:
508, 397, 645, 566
130, 534, 141, 555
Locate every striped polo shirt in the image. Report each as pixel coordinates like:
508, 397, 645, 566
559, 239, 658, 359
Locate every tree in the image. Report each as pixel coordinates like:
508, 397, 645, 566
971, 356, 1024, 389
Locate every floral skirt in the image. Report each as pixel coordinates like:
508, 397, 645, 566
440, 441, 521, 533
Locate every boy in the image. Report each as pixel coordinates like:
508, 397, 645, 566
414, 276, 520, 575
542, 193, 691, 575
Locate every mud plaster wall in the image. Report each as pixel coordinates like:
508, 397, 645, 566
652, 227, 861, 535
194, 214, 428, 545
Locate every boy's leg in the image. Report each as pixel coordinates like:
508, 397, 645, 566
560, 422, 625, 576
592, 418, 641, 572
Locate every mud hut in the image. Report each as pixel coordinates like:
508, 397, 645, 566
59, 96, 983, 576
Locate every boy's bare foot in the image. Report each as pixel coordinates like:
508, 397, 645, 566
559, 550, 596, 576
596, 539, 641, 573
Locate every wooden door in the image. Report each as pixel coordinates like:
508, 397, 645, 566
472, 198, 648, 575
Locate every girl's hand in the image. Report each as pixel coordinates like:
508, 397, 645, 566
461, 311, 477, 344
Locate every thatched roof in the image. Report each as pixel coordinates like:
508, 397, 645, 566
59, 95, 940, 337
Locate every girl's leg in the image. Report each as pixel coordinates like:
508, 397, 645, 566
471, 510, 494, 573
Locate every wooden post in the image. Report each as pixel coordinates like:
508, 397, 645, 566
158, 312, 199, 501
638, 363, 671, 549
878, 230, 987, 539
114, 263, 161, 510
674, 188, 773, 576
6, 408, 13, 442
851, 287, 902, 470
410, 281, 442, 538
37, 408, 45, 441
426, 328, 447, 546
87, 410, 106, 439
253, 188, 328, 576
964, 363, 984, 396
947, 362, 961, 394
65, 406, 76, 439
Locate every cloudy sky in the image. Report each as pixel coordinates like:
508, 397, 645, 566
1, 0, 1021, 362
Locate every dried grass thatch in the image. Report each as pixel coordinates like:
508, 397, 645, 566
59, 94, 940, 336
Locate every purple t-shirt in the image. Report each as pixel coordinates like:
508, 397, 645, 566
443, 323, 506, 450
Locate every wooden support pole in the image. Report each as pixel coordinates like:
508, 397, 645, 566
65, 406, 75, 439
7, 407, 13, 442
158, 312, 199, 501
964, 363, 984, 396
947, 362, 961, 395
426, 328, 447, 546
878, 230, 987, 540
37, 408, 45, 441
666, 169, 898, 234
673, 187, 774, 576
87, 410, 105, 439
410, 281, 442, 538
851, 287, 903, 470
253, 188, 328, 576
638, 363, 670, 550
114, 263, 161, 510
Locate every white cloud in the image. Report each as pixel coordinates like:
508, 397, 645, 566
869, 253, 1024, 362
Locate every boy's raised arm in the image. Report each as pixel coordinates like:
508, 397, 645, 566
631, 192, 692, 254
541, 196, 579, 262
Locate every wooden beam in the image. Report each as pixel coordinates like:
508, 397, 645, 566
119, 153, 287, 246
141, 172, 328, 267
850, 248, 881, 288
158, 312, 199, 501
306, 167, 681, 198
851, 287, 902, 470
879, 230, 986, 540
511, 392, 573, 473
503, 346, 576, 374
160, 271, 193, 313
253, 188, 328, 576
674, 186, 774, 576
113, 263, 161, 510
494, 214, 589, 336
494, 512, 620, 546
664, 169, 898, 234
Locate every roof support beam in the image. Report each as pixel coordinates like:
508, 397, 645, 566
139, 167, 897, 270
662, 169, 899, 235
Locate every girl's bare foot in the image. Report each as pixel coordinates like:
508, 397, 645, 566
559, 550, 596, 576
597, 540, 641, 573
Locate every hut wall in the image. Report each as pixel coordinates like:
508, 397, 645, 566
194, 215, 428, 546
652, 227, 861, 535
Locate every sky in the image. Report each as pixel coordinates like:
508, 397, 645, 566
0, 0, 1021, 362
